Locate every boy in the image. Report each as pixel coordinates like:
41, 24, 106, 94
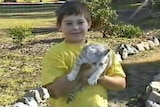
42, 1, 126, 107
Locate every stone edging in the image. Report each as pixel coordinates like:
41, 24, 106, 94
116, 36, 160, 106
116, 36, 160, 62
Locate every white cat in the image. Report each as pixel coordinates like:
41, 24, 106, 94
67, 43, 112, 85
66, 44, 112, 103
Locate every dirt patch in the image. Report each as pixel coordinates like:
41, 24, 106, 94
108, 47, 160, 107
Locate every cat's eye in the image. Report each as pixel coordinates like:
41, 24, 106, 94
99, 63, 103, 66
92, 62, 97, 65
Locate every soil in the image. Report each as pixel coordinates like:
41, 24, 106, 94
108, 5, 160, 107
108, 47, 160, 107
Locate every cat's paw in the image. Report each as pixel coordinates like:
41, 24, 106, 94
88, 77, 98, 85
67, 73, 76, 81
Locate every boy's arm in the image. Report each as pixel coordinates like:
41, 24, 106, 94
42, 49, 75, 99
98, 76, 126, 90
98, 51, 126, 90
43, 75, 76, 99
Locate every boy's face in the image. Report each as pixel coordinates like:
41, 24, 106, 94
58, 15, 91, 43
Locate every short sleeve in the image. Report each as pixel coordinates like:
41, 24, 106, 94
41, 48, 68, 85
106, 50, 126, 78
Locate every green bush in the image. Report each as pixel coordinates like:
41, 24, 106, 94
112, 24, 143, 38
87, 0, 118, 36
86, 0, 143, 38
8, 25, 32, 47
153, 0, 160, 10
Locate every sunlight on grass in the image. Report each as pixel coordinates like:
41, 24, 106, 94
130, 3, 141, 7
15, 0, 58, 2
112, 3, 141, 9
0, 18, 56, 29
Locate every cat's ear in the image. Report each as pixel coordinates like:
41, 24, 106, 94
81, 45, 89, 55
82, 45, 88, 52
104, 49, 110, 55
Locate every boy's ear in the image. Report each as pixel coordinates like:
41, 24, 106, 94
57, 25, 62, 32
88, 21, 92, 29
56, 23, 62, 31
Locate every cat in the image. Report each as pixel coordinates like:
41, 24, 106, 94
67, 43, 112, 103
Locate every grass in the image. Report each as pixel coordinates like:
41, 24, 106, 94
0, 12, 56, 39
0, 51, 43, 105
0, 4, 59, 13
0, 5, 59, 106
0, 15, 56, 29
111, 3, 142, 10
0, 3, 57, 31
0, 0, 58, 3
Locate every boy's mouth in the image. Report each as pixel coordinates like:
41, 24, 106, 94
70, 32, 81, 35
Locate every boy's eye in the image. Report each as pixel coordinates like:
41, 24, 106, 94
78, 21, 84, 25
65, 22, 72, 26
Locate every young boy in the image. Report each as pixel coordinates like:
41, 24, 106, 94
42, 1, 126, 107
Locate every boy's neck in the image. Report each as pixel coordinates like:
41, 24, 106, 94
64, 39, 87, 45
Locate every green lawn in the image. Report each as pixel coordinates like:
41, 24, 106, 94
0, 5, 58, 106
0, 3, 58, 44
0, 0, 58, 3
0, 12, 56, 29
111, 2, 142, 10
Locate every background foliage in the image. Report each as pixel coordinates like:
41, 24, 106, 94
87, 0, 143, 38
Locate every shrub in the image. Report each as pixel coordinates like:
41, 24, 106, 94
153, 0, 160, 10
114, 24, 143, 38
8, 25, 32, 47
103, 23, 143, 38
87, 0, 118, 36
86, 0, 143, 38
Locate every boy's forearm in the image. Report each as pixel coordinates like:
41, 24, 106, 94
43, 76, 66, 99
98, 75, 126, 90
43, 75, 76, 99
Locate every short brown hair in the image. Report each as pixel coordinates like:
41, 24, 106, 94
56, 1, 91, 27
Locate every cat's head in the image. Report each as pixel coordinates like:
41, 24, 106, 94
82, 44, 110, 62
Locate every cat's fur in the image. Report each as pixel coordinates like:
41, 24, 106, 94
67, 44, 112, 103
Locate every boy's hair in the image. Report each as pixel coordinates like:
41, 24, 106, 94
56, 1, 91, 27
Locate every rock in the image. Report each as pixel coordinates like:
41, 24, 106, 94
125, 44, 139, 55
116, 44, 128, 60
134, 43, 145, 51
146, 100, 160, 107
148, 40, 156, 49
147, 91, 160, 104
149, 81, 160, 92
141, 41, 150, 50
152, 36, 160, 46
116, 44, 139, 60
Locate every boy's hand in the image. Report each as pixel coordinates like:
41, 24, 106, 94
44, 75, 76, 99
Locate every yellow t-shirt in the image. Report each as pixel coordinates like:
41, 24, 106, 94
42, 40, 126, 107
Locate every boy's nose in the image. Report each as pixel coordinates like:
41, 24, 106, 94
72, 23, 79, 29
